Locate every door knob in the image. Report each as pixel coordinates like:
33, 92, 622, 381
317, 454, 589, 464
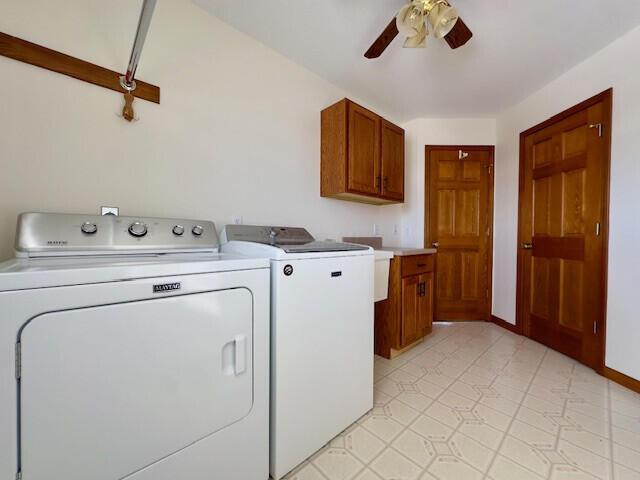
522, 242, 533, 250
432, 242, 439, 248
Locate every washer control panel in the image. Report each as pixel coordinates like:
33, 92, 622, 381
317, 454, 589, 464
15, 213, 219, 257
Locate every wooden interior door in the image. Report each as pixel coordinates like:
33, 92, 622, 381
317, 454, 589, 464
381, 120, 405, 201
517, 90, 611, 371
426, 146, 494, 321
347, 102, 380, 195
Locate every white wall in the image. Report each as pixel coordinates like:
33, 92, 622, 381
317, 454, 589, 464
493, 25, 640, 379
391, 118, 497, 247
0, 0, 400, 261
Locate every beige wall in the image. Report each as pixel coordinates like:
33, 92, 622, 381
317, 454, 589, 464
2, 1, 638, 380
0, 0, 401, 261
493, 25, 640, 379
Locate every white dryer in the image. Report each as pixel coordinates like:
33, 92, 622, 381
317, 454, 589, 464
0, 213, 270, 480
222, 225, 374, 480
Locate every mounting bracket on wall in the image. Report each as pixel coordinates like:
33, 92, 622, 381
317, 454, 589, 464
119, 0, 157, 122
0, 1, 160, 122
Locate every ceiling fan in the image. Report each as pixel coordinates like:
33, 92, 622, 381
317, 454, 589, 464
364, 0, 473, 59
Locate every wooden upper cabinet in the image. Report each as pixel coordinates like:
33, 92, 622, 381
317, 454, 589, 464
321, 98, 404, 205
348, 103, 381, 195
381, 120, 405, 201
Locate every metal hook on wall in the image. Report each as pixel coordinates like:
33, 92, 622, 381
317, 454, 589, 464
120, 0, 157, 122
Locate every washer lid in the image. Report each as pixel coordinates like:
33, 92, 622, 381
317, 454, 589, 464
279, 241, 370, 253
223, 225, 369, 253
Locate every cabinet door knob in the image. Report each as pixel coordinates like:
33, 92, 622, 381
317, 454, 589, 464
432, 242, 439, 248
522, 242, 534, 250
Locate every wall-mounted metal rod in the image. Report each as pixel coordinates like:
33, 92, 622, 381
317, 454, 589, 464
120, 0, 157, 92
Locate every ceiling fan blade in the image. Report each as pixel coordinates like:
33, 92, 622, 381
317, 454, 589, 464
444, 17, 473, 49
364, 17, 399, 59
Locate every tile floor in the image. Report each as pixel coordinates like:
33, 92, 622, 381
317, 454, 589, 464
284, 322, 640, 480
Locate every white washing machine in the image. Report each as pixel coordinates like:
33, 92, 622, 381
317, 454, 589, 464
221, 225, 374, 480
0, 213, 270, 480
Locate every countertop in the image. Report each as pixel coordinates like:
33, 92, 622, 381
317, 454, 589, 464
379, 247, 437, 257
342, 237, 436, 257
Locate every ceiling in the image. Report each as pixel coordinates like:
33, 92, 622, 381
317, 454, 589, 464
195, 0, 640, 121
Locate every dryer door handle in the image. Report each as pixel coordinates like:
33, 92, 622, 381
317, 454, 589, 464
234, 335, 247, 376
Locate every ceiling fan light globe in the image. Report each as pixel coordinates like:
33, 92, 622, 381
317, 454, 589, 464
403, 37, 427, 48
403, 23, 428, 48
429, 4, 459, 38
396, 4, 425, 37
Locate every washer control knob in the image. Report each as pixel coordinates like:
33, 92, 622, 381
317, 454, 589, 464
81, 222, 98, 234
128, 222, 148, 237
192, 225, 204, 236
172, 225, 185, 236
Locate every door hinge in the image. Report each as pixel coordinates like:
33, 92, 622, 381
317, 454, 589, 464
589, 123, 603, 137
15, 342, 21, 380
595, 222, 601, 236
486, 288, 489, 299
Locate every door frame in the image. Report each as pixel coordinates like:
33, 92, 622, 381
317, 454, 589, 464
515, 89, 613, 373
424, 145, 496, 321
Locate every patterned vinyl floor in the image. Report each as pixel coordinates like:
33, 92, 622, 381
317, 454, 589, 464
284, 322, 640, 480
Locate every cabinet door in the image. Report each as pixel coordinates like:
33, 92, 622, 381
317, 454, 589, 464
419, 273, 434, 336
347, 102, 381, 195
401, 274, 421, 346
381, 120, 405, 201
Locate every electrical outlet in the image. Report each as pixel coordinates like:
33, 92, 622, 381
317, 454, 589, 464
373, 224, 380, 235
393, 224, 398, 235
232, 215, 243, 225
101, 206, 119, 216
404, 226, 412, 240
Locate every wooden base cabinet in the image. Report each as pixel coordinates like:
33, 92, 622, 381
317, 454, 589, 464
375, 255, 435, 359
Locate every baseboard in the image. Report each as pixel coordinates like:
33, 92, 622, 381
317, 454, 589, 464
490, 315, 523, 335
604, 367, 640, 394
